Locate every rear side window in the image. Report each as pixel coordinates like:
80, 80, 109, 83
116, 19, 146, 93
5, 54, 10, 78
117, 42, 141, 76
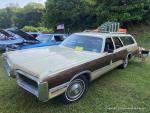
120, 36, 135, 45
113, 37, 123, 49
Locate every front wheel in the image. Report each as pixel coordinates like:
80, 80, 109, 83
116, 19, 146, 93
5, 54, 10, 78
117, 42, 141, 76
60, 76, 88, 103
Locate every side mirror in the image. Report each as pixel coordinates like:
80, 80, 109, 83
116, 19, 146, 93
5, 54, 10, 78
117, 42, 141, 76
108, 49, 114, 53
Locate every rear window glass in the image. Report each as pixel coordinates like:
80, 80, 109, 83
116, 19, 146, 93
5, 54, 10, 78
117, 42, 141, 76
113, 37, 123, 49
120, 36, 135, 45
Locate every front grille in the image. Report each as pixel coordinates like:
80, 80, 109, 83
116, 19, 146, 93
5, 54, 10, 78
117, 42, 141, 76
18, 73, 38, 87
17, 72, 38, 97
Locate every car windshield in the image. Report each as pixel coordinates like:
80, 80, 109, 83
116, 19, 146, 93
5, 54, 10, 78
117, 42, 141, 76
36, 34, 53, 43
61, 34, 103, 53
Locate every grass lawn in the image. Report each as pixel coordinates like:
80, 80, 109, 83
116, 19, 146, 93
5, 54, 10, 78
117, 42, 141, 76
0, 30, 150, 113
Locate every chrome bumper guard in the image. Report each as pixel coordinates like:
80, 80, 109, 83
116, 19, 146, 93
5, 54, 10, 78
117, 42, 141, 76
16, 71, 49, 102
2, 55, 16, 78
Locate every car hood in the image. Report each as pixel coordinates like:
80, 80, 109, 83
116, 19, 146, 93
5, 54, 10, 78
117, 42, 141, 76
7, 29, 39, 41
6, 46, 101, 80
0, 29, 13, 37
19, 41, 61, 49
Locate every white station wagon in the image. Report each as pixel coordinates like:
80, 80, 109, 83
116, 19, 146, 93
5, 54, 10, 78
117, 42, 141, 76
2, 32, 139, 103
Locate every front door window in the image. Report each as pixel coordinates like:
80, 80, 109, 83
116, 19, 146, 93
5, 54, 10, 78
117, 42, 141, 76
104, 38, 114, 52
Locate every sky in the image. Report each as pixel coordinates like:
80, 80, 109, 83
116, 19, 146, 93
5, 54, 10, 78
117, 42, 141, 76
0, 0, 46, 8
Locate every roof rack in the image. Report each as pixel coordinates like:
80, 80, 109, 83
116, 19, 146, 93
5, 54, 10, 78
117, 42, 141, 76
83, 30, 126, 34
100, 31, 126, 34
98, 22, 120, 32
83, 22, 127, 34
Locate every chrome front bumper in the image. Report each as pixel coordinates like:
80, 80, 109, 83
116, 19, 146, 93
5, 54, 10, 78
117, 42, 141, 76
16, 70, 49, 102
2, 55, 16, 78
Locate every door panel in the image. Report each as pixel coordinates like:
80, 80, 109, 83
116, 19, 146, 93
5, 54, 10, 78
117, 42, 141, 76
112, 49, 128, 63
112, 37, 128, 63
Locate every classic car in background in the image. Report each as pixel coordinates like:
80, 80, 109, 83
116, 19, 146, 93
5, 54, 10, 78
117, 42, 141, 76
6, 33, 68, 50
0, 29, 15, 40
0, 29, 39, 51
2, 31, 139, 103
7, 29, 39, 42
0, 29, 27, 51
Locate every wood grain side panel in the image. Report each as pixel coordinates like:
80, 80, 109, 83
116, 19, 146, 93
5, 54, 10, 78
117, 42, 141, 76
112, 49, 128, 62
47, 49, 129, 89
46, 55, 112, 88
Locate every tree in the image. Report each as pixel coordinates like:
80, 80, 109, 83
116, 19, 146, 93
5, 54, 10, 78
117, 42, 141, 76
0, 6, 18, 29
45, 0, 150, 30
96, 0, 150, 26
0, 2, 45, 29
45, 0, 97, 31
15, 2, 45, 28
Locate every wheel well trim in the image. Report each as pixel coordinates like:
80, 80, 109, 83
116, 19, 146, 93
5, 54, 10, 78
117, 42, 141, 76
69, 70, 92, 85
127, 53, 132, 59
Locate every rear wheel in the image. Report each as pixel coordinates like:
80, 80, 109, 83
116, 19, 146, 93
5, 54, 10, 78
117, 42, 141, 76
60, 76, 88, 103
120, 56, 129, 69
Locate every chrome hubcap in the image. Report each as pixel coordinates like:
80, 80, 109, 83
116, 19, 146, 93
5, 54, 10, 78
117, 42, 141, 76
66, 79, 85, 100
124, 58, 128, 67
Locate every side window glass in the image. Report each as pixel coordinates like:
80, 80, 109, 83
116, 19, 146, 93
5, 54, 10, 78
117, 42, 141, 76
113, 37, 123, 49
120, 36, 134, 45
104, 38, 114, 52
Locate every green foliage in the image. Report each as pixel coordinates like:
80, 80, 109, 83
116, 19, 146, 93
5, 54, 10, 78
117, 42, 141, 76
0, 0, 149, 31
0, 2, 45, 29
22, 26, 53, 33
16, 3, 45, 28
45, 0, 97, 31
45, 0, 150, 30
96, 0, 150, 24
0, 6, 18, 29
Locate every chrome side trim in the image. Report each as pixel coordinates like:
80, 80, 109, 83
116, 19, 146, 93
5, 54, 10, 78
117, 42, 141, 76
49, 82, 69, 93
49, 82, 69, 99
